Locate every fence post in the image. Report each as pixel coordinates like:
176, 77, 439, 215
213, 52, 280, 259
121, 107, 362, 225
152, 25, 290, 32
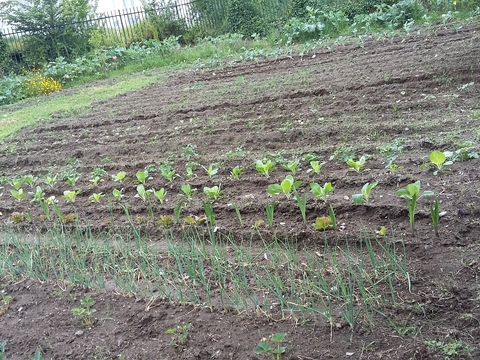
118, 9, 128, 46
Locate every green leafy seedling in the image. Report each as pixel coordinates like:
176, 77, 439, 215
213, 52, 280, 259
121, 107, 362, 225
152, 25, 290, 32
11, 188, 27, 202
202, 163, 219, 177
112, 188, 124, 200
88, 192, 104, 203
255, 159, 274, 177
230, 165, 243, 179
112, 171, 127, 182
43, 174, 58, 188
255, 332, 287, 360
429, 150, 453, 175
65, 174, 80, 187
72, 294, 96, 327
135, 170, 151, 184
204, 185, 223, 200
10, 177, 25, 190
307, 160, 325, 174
310, 182, 334, 202
282, 159, 300, 175
152, 188, 167, 204
135, 184, 152, 202
179, 184, 197, 201
397, 180, 434, 236
89, 176, 103, 186
267, 175, 301, 199
352, 181, 378, 204
62, 190, 80, 203
347, 156, 366, 172
160, 165, 178, 182
22, 174, 36, 188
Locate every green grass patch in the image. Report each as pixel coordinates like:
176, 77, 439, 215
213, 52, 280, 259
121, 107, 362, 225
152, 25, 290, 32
0, 71, 165, 139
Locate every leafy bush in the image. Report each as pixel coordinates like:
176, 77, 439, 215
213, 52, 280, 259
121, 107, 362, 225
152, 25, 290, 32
226, 0, 268, 37
141, 0, 188, 43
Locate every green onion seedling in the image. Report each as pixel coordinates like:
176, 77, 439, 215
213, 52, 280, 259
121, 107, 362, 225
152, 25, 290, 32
265, 200, 275, 227
112, 188, 124, 200
152, 188, 167, 204
267, 175, 301, 199
282, 159, 300, 175
173, 202, 183, 223
255, 159, 274, 177
204, 185, 223, 201
294, 190, 307, 224
328, 204, 337, 230
397, 180, 434, 236
10, 188, 27, 202
112, 171, 127, 182
88, 193, 105, 203
310, 182, 334, 202
179, 184, 197, 201
352, 181, 378, 204
202, 163, 219, 178
430, 198, 440, 238
203, 201, 216, 225
230, 165, 243, 179
347, 156, 366, 172
307, 160, 325, 174
231, 202, 244, 227
429, 150, 453, 175
29, 186, 45, 203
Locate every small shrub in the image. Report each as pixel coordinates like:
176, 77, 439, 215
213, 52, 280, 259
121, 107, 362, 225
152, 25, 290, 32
21, 70, 62, 97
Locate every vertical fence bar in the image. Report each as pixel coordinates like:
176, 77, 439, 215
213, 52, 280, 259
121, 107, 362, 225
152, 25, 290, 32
117, 10, 128, 46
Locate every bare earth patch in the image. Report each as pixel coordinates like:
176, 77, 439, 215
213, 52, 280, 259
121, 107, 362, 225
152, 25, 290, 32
0, 23, 479, 359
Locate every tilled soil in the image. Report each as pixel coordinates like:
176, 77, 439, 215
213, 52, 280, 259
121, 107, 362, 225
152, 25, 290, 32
0, 23, 479, 359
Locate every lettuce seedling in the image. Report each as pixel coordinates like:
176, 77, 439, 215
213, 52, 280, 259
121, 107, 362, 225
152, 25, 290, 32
157, 215, 173, 227
307, 160, 325, 174
310, 182, 334, 202
267, 175, 301, 199
179, 184, 197, 201
62, 190, 79, 203
204, 185, 223, 200
255, 159, 274, 178
29, 186, 45, 203
112, 171, 127, 182
397, 180, 434, 236
429, 150, 453, 175
352, 181, 378, 204
314, 217, 331, 230
10, 188, 27, 202
346, 156, 366, 172
282, 159, 300, 175
230, 165, 243, 179
152, 188, 167, 204
88, 193, 105, 203
202, 164, 219, 178
112, 188, 124, 200
135, 184, 152, 202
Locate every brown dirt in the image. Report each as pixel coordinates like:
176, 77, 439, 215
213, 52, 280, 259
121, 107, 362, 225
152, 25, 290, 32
0, 23, 480, 359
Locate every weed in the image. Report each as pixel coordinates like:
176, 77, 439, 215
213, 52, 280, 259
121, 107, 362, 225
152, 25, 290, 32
166, 323, 191, 352
425, 339, 475, 358
0, 295, 12, 315
72, 294, 96, 327
329, 146, 354, 162
255, 332, 287, 359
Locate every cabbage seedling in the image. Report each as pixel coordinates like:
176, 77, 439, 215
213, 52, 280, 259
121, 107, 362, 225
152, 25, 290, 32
65, 174, 80, 187
204, 185, 223, 200
89, 176, 104, 186
310, 182, 334, 202
135, 171, 151, 185
135, 184, 152, 202
202, 164, 219, 178
22, 174, 36, 188
160, 165, 178, 182
307, 160, 325, 174
179, 184, 197, 201
397, 180, 434, 236
152, 188, 167, 204
10, 188, 27, 202
88, 193, 105, 203
230, 165, 243, 179
185, 167, 196, 179
29, 186, 45, 203
112, 171, 127, 182
282, 159, 300, 175
267, 175, 301, 199
352, 181, 378, 204
429, 150, 453, 175
43, 175, 58, 189
10, 177, 24, 190
62, 190, 79, 203
112, 188, 124, 200
255, 159, 274, 178
347, 156, 366, 172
